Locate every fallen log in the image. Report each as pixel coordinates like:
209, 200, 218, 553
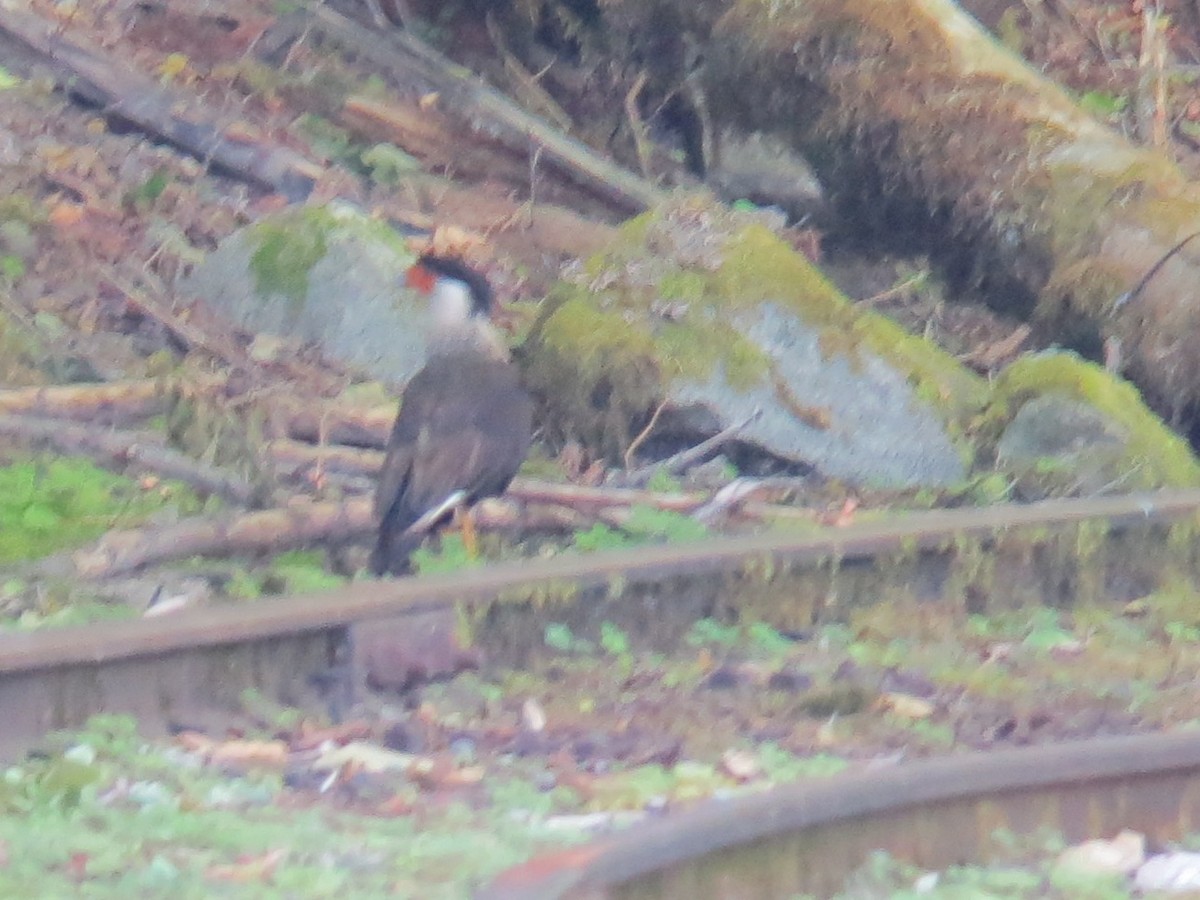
0, 379, 166, 423
685, 0, 1200, 426
0, 7, 323, 200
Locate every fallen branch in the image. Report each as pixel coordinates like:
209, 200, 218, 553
64, 494, 588, 578
279, 402, 394, 449
266, 439, 384, 487
70, 498, 377, 579
0, 8, 322, 200
0, 379, 166, 424
507, 478, 704, 512
0, 414, 264, 507
622, 408, 764, 487
286, 4, 662, 215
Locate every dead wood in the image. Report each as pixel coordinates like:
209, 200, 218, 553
266, 438, 383, 490
276, 4, 662, 216
622, 408, 764, 488
686, 0, 1200, 426
507, 478, 705, 512
0, 379, 166, 424
71, 498, 377, 578
278, 403, 394, 448
64, 494, 584, 578
0, 414, 264, 506
0, 8, 323, 200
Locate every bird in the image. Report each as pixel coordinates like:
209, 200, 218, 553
370, 254, 534, 576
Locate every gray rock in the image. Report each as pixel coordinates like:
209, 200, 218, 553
182, 203, 427, 385
672, 304, 966, 486
995, 394, 1128, 498
528, 200, 980, 489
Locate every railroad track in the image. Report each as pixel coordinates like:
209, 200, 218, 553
5, 488, 1200, 761
480, 730, 1200, 899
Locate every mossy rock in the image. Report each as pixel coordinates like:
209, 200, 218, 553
524, 196, 987, 487
183, 203, 427, 385
978, 350, 1200, 497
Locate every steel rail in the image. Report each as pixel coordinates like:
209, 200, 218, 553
480, 730, 1200, 899
5, 487, 1196, 672
0, 487, 1197, 758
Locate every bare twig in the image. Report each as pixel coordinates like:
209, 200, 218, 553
624, 408, 763, 487
623, 398, 668, 471
624, 71, 654, 179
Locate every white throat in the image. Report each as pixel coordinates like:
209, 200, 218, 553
429, 278, 474, 329
425, 277, 509, 361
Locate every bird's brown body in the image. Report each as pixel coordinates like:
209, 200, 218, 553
370, 257, 533, 576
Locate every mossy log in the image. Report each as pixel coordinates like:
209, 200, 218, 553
606, 0, 1200, 429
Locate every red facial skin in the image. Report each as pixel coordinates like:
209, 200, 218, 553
405, 263, 437, 295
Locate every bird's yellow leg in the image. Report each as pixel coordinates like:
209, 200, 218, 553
454, 505, 479, 558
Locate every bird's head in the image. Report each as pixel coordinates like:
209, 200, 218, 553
406, 255, 493, 325
406, 254, 507, 359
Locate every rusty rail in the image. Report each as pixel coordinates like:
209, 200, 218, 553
3, 488, 1200, 758
480, 730, 1200, 899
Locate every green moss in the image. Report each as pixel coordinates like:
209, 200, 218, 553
980, 350, 1200, 489
527, 199, 987, 460
249, 208, 331, 304
0, 456, 199, 564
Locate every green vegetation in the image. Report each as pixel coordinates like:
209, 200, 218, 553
0, 716, 577, 899
0, 455, 200, 564
223, 550, 346, 599
977, 350, 1200, 491
250, 210, 330, 304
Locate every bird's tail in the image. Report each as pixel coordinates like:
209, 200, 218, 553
369, 525, 422, 576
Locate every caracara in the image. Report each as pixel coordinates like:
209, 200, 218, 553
370, 255, 533, 576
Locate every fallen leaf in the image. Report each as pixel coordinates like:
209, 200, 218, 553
522, 698, 547, 733
205, 848, 287, 884
209, 739, 289, 769
720, 749, 760, 782
875, 692, 934, 720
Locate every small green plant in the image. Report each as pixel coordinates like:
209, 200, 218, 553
571, 522, 633, 552
1021, 609, 1078, 652
599, 622, 631, 658
686, 617, 741, 647
757, 743, 848, 782
623, 505, 708, 543
123, 168, 169, 211
0, 456, 199, 564
543, 622, 594, 654
411, 533, 484, 575
645, 469, 684, 493
0, 254, 23, 284
361, 143, 421, 185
